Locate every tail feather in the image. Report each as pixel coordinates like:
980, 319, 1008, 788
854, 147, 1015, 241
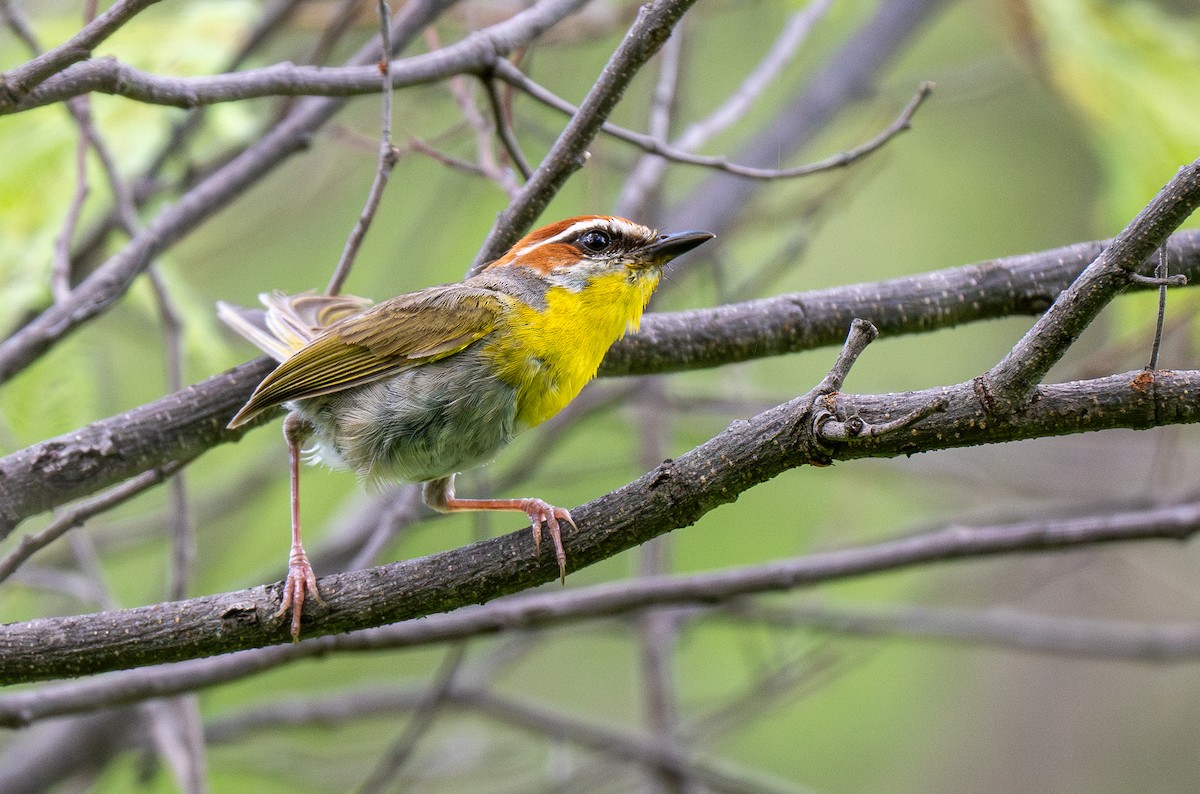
218, 291, 375, 362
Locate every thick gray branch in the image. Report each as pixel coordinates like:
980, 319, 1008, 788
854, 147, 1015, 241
4, 497, 1199, 720
0, 0, 163, 110
2, 230, 1198, 535
0, 365, 1197, 684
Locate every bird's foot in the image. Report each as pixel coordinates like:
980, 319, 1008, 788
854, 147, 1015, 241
274, 544, 325, 642
521, 498, 575, 583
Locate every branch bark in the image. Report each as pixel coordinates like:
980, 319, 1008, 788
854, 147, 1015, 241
2, 230, 1198, 535
471, 0, 700, 269
0, 0, 580, 384
0, 362, 1198, 684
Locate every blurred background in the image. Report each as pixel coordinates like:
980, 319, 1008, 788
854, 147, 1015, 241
2, 0, 1200, 791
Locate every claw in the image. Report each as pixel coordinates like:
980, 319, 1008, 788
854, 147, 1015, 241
521, 499, 574, 583
274, 544, 325, 642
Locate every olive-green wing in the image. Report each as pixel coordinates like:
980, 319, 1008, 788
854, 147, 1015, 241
228, 285, 505, 428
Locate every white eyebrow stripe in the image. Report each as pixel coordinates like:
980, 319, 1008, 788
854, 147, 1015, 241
515, 219, 605, 257
512, 217, 653, 260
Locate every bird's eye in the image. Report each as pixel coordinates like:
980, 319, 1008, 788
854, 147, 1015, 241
578, 229, 612, 254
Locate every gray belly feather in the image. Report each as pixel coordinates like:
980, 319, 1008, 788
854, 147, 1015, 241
290, 352, 517, 483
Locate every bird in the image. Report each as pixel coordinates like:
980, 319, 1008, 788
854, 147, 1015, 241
219, 215, 714, 640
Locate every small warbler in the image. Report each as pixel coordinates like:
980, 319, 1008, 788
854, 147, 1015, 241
220, 215, 713, 640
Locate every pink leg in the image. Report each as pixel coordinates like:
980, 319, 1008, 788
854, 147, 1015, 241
276, 412, 325, 641
423, 475, 574, 583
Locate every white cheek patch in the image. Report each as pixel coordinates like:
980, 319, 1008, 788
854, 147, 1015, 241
545, 261, 609, 292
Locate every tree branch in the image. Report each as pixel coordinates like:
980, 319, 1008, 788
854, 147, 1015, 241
470, 0, 700, 270
494, 60, 934, 182
0, 0, 577, 384
6, 0, 592, 116
1, 360, 1198, 684
662, 0, 954, 235
3, 231, 1199, 535
0, 0, 163, 111
982, 158, 1200, 408
3, 488, 1199, 699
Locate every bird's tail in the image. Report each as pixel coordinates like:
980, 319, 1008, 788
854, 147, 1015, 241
217, 291, 374, 362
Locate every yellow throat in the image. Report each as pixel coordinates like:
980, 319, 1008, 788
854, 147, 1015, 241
489, 270, 660, 430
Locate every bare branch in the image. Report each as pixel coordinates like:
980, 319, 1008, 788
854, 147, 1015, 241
3, 231, 1200, 535
499, 62, 933, 183
0, 0, 164, 110
661, 0, 953, 236
8, 0, 591, 115
209, 685, 801, 794
0, 460, 188, 585
471, 0, 700, 270
326, 0, 400, 296
357, 646, 468, 792
983, 158, 1200, 408
4, 495, 1200, 702
0, 357, 275, 538
731, 601, 1200, 663
1, 363, 1200, 683
0, 0, 576, 384
481, 75, 532, 181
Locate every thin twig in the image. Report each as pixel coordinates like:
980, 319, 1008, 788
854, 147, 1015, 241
405, 135, 489, 176
496, 60, 935, 183
147, 270, 194, 601
357, 645, 468, 792
1148, 245, 1168, 371
481, 75, 532, 181
424, 26, 518, 192
0, 461, 189, 585
2, 0, 91, 302
327, 0, 399, 296
617, 19, 683, 219
813, 318, 879, 395
618, 0, 833, 216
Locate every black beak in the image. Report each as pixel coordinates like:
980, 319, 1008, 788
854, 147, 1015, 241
644, 230, 715, 262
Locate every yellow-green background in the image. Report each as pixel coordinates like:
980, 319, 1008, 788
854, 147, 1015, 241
2, 0, 1199, 791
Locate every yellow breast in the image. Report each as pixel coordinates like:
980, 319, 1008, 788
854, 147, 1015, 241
484, 271, 659, 430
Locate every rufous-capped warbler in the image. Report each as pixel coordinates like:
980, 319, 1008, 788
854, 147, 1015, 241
220, 216, 713, 639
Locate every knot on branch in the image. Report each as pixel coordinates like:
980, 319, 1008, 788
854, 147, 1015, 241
813, 397, 948, 443
807, 318, 947, 447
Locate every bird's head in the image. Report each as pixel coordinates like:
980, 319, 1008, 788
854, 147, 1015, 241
484, 216, 714, 291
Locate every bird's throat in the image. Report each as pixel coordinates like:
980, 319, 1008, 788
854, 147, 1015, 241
490, 270, 660, 430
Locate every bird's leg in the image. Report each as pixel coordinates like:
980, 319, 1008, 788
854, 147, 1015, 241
276, 411, 325, 641
422, 475, 574, 583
